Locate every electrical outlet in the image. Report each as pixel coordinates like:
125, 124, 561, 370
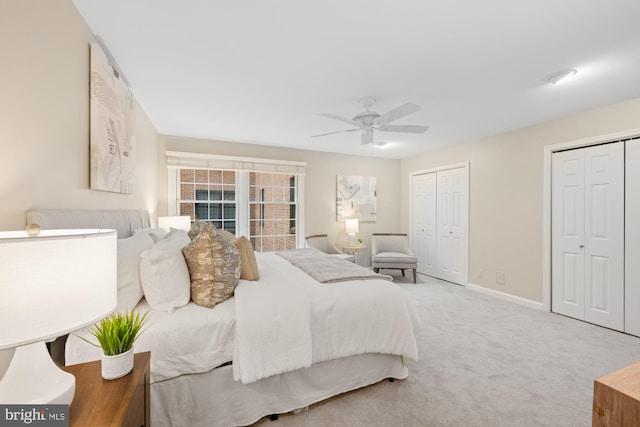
496, 271, 505, 285
478, 270, 485, 279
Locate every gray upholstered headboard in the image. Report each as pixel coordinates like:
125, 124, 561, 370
26, 209, 151, 238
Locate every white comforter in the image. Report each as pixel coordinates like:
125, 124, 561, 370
233, 252, 421, 384
66, 252, 421, 385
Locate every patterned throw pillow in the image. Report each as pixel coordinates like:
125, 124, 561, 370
187, 219, 208, 241
182, 223, 241, 308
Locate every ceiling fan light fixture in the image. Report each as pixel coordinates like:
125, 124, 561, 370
545, 69, 577, 85
312, 97, 429, 144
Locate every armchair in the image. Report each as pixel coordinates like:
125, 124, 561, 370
305, 234, 355, 262
371, 233, 417, 283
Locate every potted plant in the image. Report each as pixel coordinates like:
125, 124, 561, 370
79, 309, 150, 380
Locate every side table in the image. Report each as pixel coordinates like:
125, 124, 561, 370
62, 351, 151, 427
343, 245, 367, 266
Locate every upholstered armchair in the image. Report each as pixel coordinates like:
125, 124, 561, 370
371, 233, 417, 283
305, 234, 355, 262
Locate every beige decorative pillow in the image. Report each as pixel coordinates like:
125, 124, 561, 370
217, 228, 236, 242
182, 223, 241, 308
187, 219, 208, 241
233, 236, 259, 281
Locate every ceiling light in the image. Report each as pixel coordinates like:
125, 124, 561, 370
376, 141, 388, 148
545, 69, 577, 85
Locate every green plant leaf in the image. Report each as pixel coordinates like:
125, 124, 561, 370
76, 309, 150, 356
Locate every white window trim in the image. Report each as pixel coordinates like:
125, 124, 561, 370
167, 152, 306, 248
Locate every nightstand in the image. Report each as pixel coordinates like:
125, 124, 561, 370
62, 351, 151, 427
343, 245, 367, 266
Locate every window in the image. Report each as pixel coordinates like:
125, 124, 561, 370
249, 172, 297, 252
178, 169, 237, 233
167, 152, 306, 252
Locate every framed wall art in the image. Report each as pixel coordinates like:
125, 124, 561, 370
89, 42, 136, 194
336, 175, 377, 222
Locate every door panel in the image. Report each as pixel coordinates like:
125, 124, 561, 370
625, 139, 640, 337
552, 142, 623, 331
412, 173, 437, 276
412, 167, 468, 285
437, 167, 468, 285
583, 142, 623, 330
552, 149, 585, 320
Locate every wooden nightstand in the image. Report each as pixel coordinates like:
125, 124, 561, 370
62, 351, 151, 427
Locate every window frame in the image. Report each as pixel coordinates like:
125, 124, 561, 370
167, 152, 306, 250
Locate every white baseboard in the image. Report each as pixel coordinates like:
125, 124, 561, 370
466, 283, 546, 311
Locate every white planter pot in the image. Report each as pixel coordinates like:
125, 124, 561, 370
101, 348, 134, 380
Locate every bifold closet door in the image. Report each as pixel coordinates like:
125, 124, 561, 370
436, 167, 468, 285
625, 139, 640, 336
412, 173, 437, 276
551, 142, 624, 331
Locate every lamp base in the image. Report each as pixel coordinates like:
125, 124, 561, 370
0, 341, 75, 404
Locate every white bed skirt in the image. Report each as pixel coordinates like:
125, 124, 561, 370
151, 353, 408, 427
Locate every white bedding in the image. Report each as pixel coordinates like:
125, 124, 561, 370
66, 297, 236, 383
66, 251, 421, 386
233, 252, 421, 384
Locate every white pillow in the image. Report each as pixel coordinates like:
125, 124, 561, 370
116, 232, 155, 312
139, 229, 191, 312
135, 227, 168, 243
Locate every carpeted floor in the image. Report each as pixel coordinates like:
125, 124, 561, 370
253, 272, 640, 426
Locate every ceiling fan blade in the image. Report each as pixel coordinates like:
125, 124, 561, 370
320, 113, 360, 127
376, 124, 430, 134
311, 128, 358, 138
361, 131, 373, 145
374, 102, 421, 126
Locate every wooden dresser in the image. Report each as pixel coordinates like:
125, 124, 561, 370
593, 360, 640, 426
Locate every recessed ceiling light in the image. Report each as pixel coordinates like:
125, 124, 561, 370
375, 141, 389, 148
545, 69, 577, 85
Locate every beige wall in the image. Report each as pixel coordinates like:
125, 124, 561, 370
401, 97, 640, 302
0, 0, 160, 230
160, 136, 401, 260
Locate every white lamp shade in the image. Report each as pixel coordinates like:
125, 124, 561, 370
0, 229, 117, 349
345, 218, 359, 235
158, 216, 192, 232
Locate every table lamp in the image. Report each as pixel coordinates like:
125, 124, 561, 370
0, 228, 117, 405
345, 218, 359, 246
158, 216, 192, 232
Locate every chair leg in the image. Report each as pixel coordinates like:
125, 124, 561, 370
401, 269, 405, 277
413, 268, 417, 284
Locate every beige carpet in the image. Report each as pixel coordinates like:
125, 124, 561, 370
253, 272, 640, 426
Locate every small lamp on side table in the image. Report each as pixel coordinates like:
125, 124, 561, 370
0, 228, 117, 405
345, 218, 359, 246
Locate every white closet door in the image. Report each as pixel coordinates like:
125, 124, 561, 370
412, 173, 437, 276
583, 142, 624, 331
436, 167, 468, 285
552, 142, 624, 331
625, 139, 640, 336
552, 149, 586, 320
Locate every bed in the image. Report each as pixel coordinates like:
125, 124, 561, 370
27, 209, 421, 427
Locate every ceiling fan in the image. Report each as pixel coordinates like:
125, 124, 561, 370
312, 96, 429, 145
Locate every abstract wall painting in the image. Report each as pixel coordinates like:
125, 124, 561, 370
89, 42, 135, 194
336, 175, 377, 222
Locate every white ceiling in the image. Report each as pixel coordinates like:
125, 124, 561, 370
72, 0, 640, 159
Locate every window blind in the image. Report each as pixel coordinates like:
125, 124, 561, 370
166, 151, 306, 175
